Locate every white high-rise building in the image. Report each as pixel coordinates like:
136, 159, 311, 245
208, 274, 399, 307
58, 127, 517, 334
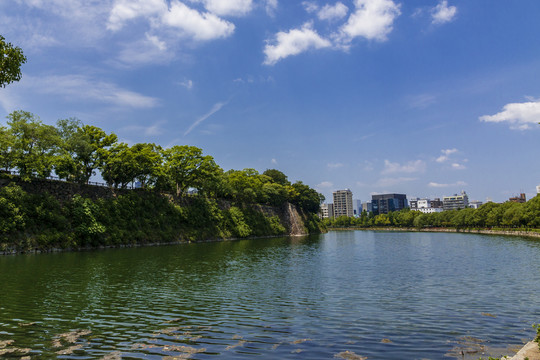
319, 203, 334, 219
333, 189, 353, 218
537, 185, 540, 194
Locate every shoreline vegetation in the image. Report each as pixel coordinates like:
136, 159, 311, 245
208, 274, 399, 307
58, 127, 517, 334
0, 110, 324, 254
323, 197, 540, 240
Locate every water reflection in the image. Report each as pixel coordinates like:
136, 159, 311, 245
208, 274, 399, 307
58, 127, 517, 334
0, 232, 539, 359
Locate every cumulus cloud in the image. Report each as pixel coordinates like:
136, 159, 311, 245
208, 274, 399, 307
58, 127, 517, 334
197, 0, 253, 16
318, 2, 349, 21
179, 79, 194, 89
107, 0, 167, 31
479, 99, 540, 130
428, 181, 467, 188
303, 1, 319, 13
451, 163, 466, 170
431, 0, 457, 24
436, 148, 458, 163
162, 1, 235, 41
263, 22, 331, 65
338, 0, 401, 44
108, 0, 235, 41
382, 159, 426, 174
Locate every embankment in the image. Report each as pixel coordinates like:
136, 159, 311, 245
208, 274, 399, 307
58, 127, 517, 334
328, 226, 540, 239
0, 177, 321, 255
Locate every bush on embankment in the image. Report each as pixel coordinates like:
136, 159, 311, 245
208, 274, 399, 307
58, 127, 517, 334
0, 183, 305, 253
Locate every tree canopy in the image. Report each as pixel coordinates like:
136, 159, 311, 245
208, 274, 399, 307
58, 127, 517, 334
1, 110, 324, 214
0, 35, 27, 88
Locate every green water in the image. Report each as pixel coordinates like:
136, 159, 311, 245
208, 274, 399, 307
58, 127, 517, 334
1, 231, 539, 359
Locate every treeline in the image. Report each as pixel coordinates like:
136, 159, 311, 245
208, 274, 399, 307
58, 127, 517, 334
0, 110, 323, 213
324, 196, 540, 230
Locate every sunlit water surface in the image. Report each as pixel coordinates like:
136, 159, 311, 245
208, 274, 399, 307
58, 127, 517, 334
1, 231, 539, 359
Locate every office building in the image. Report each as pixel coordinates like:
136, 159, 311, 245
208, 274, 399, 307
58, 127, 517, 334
371, 193, 408, 215
333, 189, 354, 217
443, 191, 469, 210
352, 199, 362, 217
319, 203, 334, 219
362, 202, 372, 213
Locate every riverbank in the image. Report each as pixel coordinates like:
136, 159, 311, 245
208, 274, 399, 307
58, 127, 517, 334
0, 181, 322, 255
328, 227, 540, 239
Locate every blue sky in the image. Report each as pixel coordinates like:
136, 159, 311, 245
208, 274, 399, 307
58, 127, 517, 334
1, 0, 540, 203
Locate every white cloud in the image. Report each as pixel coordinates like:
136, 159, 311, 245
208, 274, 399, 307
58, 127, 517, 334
199, 0, 253, 17
318, 2, 349, 21
428, 181, 467, 188
179, 79, 194, 89
162, 1, 235, 41
382, 159, 425, 174
107, 0, 167, 31
264, 0, 278, 16
436, 148, 458, 163
24, 74, 159, 108
338, 0, 401, 44
451, 163, 466, 170
263, 22, 331, 65
108, 0, 235, 41
115, 33, 173, 66
479, 99, 540, 130
271, 158, 278, 164
375, 177, 417, 187
327, 162, 345, 169
317, 181, 334, 188
431, 0, 457, 24
184, 101, 228, 136
303, 1, 319, 13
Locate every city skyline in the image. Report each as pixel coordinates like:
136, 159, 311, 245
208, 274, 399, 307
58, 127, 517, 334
1, 0, 540, 203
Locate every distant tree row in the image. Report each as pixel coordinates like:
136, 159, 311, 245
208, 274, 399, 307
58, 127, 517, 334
324, 196, 540, 230
0, 110, 323, 213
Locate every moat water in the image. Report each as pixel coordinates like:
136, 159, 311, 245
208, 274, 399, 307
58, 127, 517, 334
1, 231, 539, 359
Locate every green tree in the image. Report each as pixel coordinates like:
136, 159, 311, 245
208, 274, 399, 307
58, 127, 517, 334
7, 110, 60, 180
0, 35, 27, 88
262, 169, 290, 186
162, 145, 221, 196
100, 142, 138, 189
288, 181, 322, 214
0, 125, 16, 172
130, 143, 163, 188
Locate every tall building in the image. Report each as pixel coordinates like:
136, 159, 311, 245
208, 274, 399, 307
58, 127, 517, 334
371, 193, 408, 215
319, 203, 334, 219
352, 199, 362, 217
537, 185, 540, 194
469, 200, 483, 209
443, 191, 469, 210
333, 189, 353, 217
362, 202, 372, 213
